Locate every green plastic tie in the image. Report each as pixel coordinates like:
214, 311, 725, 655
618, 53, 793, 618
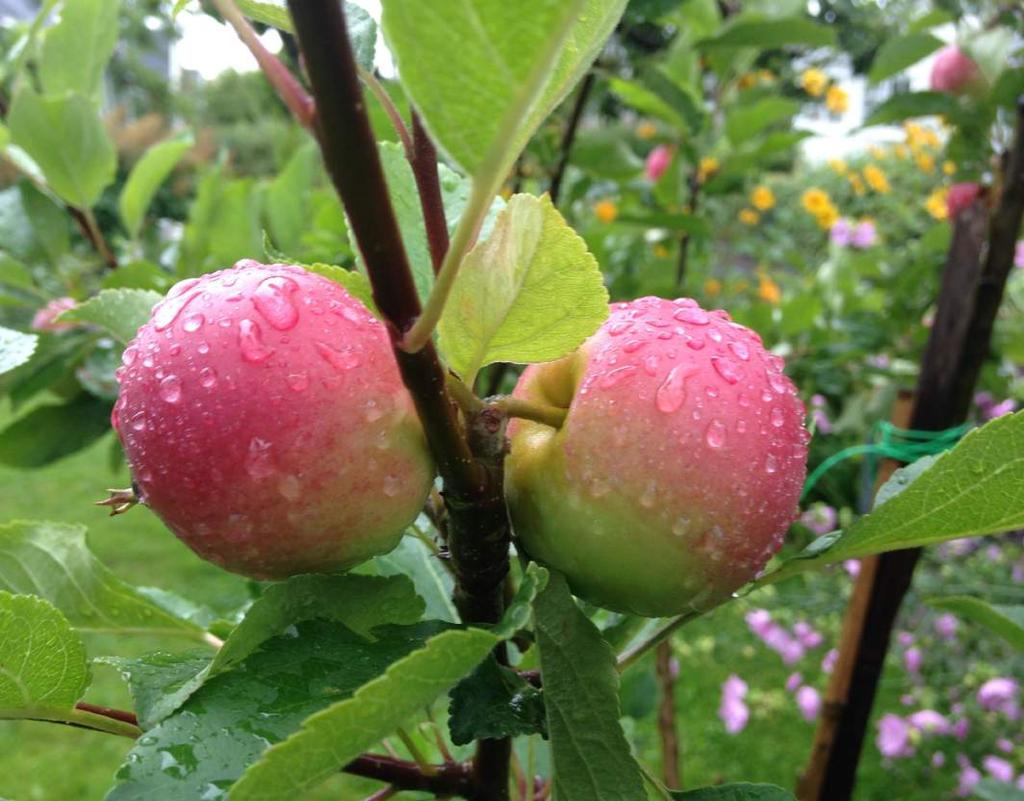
801, 420, 972, 502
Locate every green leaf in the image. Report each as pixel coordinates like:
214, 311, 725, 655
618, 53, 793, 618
975, 779, 1024, 801
448, 655, 547, 744
178, 169, 264, 276
438, 193, 609, 382
0, 520, 205, 638
228, 625, 499, 800
863, 91, 957, 127
927, 596, 1024, 651
0, 255, 34, 291
382, 0, 626, 177
572, 129, 644, 179
868, 33, 943, 84
119, 134, 194, 240
2, 331, 93, 409
906, 9, 954, 34
756, 411, 1024, 587
0, 183, 70, 264
0, 326, 37, 376
609, 77, 692, 130
98, 650, 212, 731
262, 143, 318, 255
235, 0, 291, 30
616, 212, 710, 237
725, 97, 800, 145
57, 288, 161, 344
698, 17, 835, 48
0, 591, 88, 716
301, 263, 378, 316
671, 784, 796, 800
102, 260, 173, 293
0, 394, 112, 467
964, 27, 1016, 86
532, 571, 646, 801
39, 0, 120, 98
107, 620, 447, 801
8, 89, 116, 208
371, 533, 458, 623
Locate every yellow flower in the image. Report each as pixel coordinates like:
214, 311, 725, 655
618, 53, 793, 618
697, 156, 720, 183
750, 185, 776, 211
704, 278, 722, 297
848, 174, 866, 196
869, 145, 887, 160
801, 68, 828, 97
825, 85, 849, 114
916, 152, 935, 174
636, 121, 657, 140
653, 244, 670, 259
758, 271, 781, 305
904, 122, 927, 148
739, 208, 760, 225
894, 144, 910, 160
757, 69, 775, 83
828, 158, 848, 175
943, 160, 957, 176
925, 188, 948, 220
738, 72, 757, 89
815, 205, 840, 230
801, 188, 832, 215
594, 200, 618, 223
863, 164, 890, 194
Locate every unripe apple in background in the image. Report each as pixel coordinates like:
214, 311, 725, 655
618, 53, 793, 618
113, 261, 434, 579
947, 182, 983, 220
929, 46, 985, 97
505, 297, 808, 616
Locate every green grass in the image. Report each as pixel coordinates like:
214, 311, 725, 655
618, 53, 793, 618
0, 406, 1006, 800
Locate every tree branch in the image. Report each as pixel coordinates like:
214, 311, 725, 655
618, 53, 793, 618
548, 72, 594, 206
286, 4, 511, 797
345, 754, 473, 797
411, 112, 451, 274
655, 641, 680, 789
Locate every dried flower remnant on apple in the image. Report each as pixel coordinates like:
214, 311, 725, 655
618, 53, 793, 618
112, 260, 434, 579
506, 297, 809, 617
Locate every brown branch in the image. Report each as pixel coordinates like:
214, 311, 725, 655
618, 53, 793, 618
675, 170, 701, 290
548, 72, 595, 206
798, 97, 1024, 801
411, 112, 451, 274
345, 754, 473, 797
655, 641, 680, 789
286, 4, 511, 798
75, 702, 139, 727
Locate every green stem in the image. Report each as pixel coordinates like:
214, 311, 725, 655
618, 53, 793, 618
616, 613, 698, 673
11, 706, 142, 739
399, 0, 589, 353
493, 398, 567, 430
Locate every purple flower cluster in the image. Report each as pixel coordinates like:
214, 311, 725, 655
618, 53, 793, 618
719, 674, 750, 734
974, 391, 1017, 421
809, 394, 832, 434
799, 502, 837, 536
745, 609, 825, 665
830, 218, 877, 248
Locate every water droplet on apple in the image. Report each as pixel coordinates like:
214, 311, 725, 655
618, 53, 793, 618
672, 517, 691, 537
383, 475, 401, 497
252, 276, 300, 330
153, 290, 200, 331
278, 474, 300, 500
598, 364, 637, 389
770, 406, 785, 427
711, 356, 740, 385
245, 437, 275, 480
121, 346, 138, 366
130, 411, 147, 431
286, 372, 309, 392
765, 453, 779, 474
159, 375, 182, 403
656, 365, 690, 413
199, 367, 217, 389
767, 371, 788, 394
728, 340, 750, 361
674, 307, 710, 325
238, 319, 274, 363
623, 339, 647, 353
315, 341, 361, 371
705, 418, 726, 448
182, 313, 205, 333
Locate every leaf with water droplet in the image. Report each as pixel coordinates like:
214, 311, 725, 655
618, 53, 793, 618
58, 288, 163, 343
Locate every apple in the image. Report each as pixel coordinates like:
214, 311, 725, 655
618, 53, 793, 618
947, 182, 983, 219
929, 46, 985, 97
505, 297, 809, 616
645, 145, 674, 182
112, 260, 434, 579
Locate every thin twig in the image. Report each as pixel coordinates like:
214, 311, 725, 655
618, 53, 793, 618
548, 72, 595, 206
411, 111, 451, 274
616, 613, 698, 673
655, 641, 681, 788
359, 66, 414, 155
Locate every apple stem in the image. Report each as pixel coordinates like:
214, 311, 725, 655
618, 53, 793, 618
492, 398, 567, 430
286, 3, 512, 798
616, 613, 700, 673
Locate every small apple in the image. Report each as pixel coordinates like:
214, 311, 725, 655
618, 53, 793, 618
947, 182, 983, 219
929, 46, 985, 97
505, 297, 808, 616
113, 260, 434, 579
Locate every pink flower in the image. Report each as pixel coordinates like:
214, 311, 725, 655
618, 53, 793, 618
809, 395, 833, 435
851, 220, 877, 248
903, 646, 922, 675
978, 677, 1020, 719
952, 718, 970, 740
800, 503, 836, 536
957, 762, 982, 796
843, 559, 861, 578
719, 674, 750, 734
1015, 240, 1024, 269
932, 752, 946, 768
793, 621, 824, 649
982, 755, 1015, 783
908, 709, 949, 734
934, 613, 958, 641
830, 218, 853, 247
930, 46, 984, 96
822, 649, 838, 674
876, 714, 913, 758
897, 632, 914, 647
786, 672, 803, 692
796, 686, 821, 721
31, 296, 77, 332
947, 182, 982, 219
780, 638, 806, 666
645, 145, 674, 182
745, 609, 773, 637
997, 738, 1013, 753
